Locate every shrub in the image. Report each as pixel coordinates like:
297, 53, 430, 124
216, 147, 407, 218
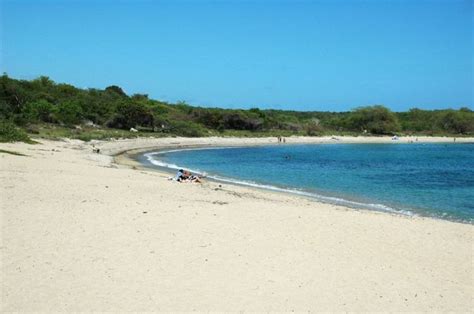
56, 101, 83, 125
169, 120, 207, 137
305, 119, 323, 135
438, 110, 474, 134
107, 101, 154, 129
105, 85, 128, 97
0, 120, 33, 143
347, 105, 400, 135
223, 112, 263, 130
22, 100, 57, 123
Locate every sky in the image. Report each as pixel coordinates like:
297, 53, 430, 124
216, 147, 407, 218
0, 0, 472, 111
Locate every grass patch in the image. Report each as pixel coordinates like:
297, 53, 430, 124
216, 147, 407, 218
0, 149, 27, 156
29, 124, 170, 141
23, 123, 472, 143
218, 129, 364, 137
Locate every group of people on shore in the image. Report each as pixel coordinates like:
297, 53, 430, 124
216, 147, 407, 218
277, 136, 286, 143
173, 169, 202, 183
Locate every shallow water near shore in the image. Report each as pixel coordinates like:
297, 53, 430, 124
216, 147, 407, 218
140, 143, 474, 223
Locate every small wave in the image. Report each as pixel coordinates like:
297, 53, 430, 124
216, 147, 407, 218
144, 151, 415, 217
144, 151, 207, 175
208, 174, 414, 216
147, 158, 181, 170
144, 147, 241, 174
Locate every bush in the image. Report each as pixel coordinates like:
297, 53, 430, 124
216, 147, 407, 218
305, 119, 323, 135
105, 85, 128, 97
22, 100, 57, 123
169, 120, 207, 137
0, 120, 33, 143
438, 110, 474, 134
223, 112, 263, 130
56, 101, 83, 125
107, 101, 154, 129
347, 105, 400, 135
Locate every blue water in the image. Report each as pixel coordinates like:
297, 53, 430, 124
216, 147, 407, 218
142, 144, 474, 223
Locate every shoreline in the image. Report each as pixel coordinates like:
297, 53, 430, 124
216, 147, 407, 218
95, 134, 474, 156
132, 147, 425, 223
115, 137, 473, 225
109, 134, 474, 176
1, 136, 473, 311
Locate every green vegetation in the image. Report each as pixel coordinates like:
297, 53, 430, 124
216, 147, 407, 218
0, 74, 472, 143
0, 119, 36, 143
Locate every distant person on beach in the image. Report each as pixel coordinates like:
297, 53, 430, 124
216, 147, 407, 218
174, 169, 202, 183
174, 169, 186, 182
186, 170, 202, 183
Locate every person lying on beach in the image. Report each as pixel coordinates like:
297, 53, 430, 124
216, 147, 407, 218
188, 173, 202, 183
173, 169, 202, 183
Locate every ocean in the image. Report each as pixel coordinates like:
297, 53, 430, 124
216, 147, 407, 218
139, 143, 474, 223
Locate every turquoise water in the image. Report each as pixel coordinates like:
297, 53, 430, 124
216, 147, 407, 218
141, 143, 474, 223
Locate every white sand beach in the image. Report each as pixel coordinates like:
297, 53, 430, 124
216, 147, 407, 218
1, 136, 473, 311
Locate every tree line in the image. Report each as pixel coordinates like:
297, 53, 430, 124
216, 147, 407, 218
1, 74, 473, 140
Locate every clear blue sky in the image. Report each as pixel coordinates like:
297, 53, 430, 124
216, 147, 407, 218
1, 0, 472, 111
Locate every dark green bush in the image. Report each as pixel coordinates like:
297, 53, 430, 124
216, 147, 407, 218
22, 100, 57, 123
107, 101, 154, 129
56, 101, 83, 125
169, 120, 207, 137
347, 105, 400, 135
438, 110, 474, 134
222, 112, 263, 130
0, 120, 33, 143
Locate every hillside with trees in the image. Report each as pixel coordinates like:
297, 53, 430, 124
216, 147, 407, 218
1, 74, 473, 142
